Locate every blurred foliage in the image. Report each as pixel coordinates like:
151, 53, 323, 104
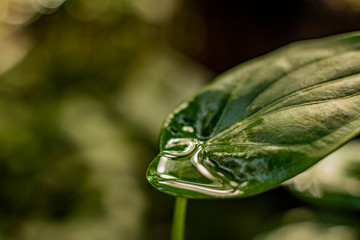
286, 140, 360, 210
0, 0, 360, 239
0, 0, 210, 239
255, 221, 357, 240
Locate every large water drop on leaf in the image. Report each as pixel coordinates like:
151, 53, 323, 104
147, 137, 241, 198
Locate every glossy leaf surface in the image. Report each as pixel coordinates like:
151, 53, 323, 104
147, 32, 360, 199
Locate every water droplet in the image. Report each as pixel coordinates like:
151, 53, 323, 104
147, 138, 242, 198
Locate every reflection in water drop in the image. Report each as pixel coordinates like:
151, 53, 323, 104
147, 138, 242, 198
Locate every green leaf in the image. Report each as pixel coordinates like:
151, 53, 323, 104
285, 139, 360, 210
147, 32, 360, 199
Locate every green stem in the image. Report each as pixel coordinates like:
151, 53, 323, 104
171, 197, 188, 240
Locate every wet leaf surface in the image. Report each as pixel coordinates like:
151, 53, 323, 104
147, 32, 360, 199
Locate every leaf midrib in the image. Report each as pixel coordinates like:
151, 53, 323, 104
210, 48, 360, 138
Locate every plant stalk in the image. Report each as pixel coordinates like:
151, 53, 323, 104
171, 197, 188, 240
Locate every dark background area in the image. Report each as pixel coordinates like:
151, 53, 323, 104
175, 0, 360, 72
0, 0, 360, 239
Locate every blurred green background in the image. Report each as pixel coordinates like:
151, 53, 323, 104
1, 0, 360, 239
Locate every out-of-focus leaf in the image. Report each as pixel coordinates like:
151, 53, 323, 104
147, 32, 360, 199
0, 27, 32, 75
254, 221, 358, 240
116, 49, 211, 138
285, 140, 360, 210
